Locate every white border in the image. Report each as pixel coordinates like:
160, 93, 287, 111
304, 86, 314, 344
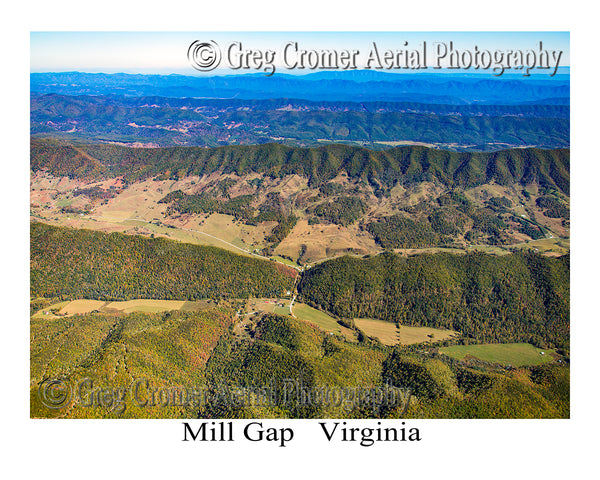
4, 1, 598, 477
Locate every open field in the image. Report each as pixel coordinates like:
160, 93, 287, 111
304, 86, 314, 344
398, 325, 459, 345
242, 299, 356, 341
394, 246, 467, 256
248, 298, 292, 316
439, 343, 556, 366
465, 244, 512, 255
32, 298, 208, 318
270, 255, 301, 269
31, 161, 570, 265
104, 299, 186, 313
510, 237, 570, 256
170, 213, 273, 251
274, 219, 378, 265
31, 300, 71, 319
292, 303, 357, 342
373, 140, 439, 148
30, 210, 290, 264
30, 173, 277, 259
59, 299, 106, 315
354, 318, 457, 346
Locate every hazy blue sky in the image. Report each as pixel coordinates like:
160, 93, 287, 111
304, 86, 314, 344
31, 32, 569, 75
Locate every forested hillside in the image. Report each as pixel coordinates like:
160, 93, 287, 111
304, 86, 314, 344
299, 251, 569, 350
31, 307, 235, 419
31, 308, 570, 419
30, 222, 296, 301
31, 139, 570, 194
199, 313, 569, 419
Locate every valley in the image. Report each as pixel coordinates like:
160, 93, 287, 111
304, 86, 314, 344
29, 69, 570, 420
30, 221, 569, 419
30, 141, 570, 266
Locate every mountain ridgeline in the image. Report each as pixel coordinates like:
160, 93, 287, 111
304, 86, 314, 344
31, 93, 571, 118
30, 93, 569, 149
31, 139, 570, 195
30, 71, 570, 104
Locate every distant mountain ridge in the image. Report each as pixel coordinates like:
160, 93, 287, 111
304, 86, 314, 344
31, 93, 570, 118
30, 93, 570, 150
30, 71, 570, 105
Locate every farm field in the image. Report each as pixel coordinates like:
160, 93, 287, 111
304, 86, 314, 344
274, 219, 378, 265
247, 298, 292, 316
32, 298, 209, 318
510, 237, 571, 256
31, 300, 71, 319
439, 343, 556, 366
292, 302, 357, 342
354, 317, 457, 346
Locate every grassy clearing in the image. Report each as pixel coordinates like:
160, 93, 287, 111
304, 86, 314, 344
273, 305, 292, 316
247, 298, 295, 319
354, 318, 399, 345
398, 325, 458, 345
120, 218, 260, 257
180, 300, 215, 311
354, 318, 457, 346
465, 244, 512, 255
511, 237, 570, 256
59, 299, 106, 315
33, 299, 199, 318
274, 219, 377, 265
293, 303, 356, 342
394, 247, 466, 256
36, 210, 264, 260
246, 299, 356, 340
31, 300, 71, 319
105, 299, 186, 313
271, 255, 300, 268
439, 343, 556, 366
374, 140, 438, 148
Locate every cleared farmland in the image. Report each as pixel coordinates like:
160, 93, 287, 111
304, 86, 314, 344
33, 298, 208, 318
439, 343, 556, 366
354, 318, 457, 346
292, 303, 357, 342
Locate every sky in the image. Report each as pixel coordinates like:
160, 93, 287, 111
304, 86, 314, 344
30, 31, 570, 75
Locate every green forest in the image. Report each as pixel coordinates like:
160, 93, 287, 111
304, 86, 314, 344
31, 139, 569, 194
299, 251, 569, 351
31, 307, 235, 419
30, 223, 569, 419
365, 196, 554, 249
31, 308, 570, 419
199, 313, 568, 419
30, 222, 296, 301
